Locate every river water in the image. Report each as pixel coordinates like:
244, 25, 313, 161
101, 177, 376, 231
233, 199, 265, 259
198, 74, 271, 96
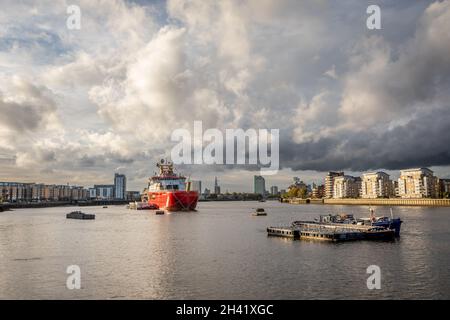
0, 201, 449, 299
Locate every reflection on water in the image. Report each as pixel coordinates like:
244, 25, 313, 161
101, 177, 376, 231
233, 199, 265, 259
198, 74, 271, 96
0, 201, 449, 299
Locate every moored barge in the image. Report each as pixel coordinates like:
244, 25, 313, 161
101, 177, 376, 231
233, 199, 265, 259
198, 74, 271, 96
292, 221, 395, 241
317, 208, 403, 237
267, 221, 395, 242
66, 211, 95, 220
267, 227, 299, 239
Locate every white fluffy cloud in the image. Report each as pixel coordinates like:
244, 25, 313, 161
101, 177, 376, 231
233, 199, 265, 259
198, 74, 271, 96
90, 26, 192, 143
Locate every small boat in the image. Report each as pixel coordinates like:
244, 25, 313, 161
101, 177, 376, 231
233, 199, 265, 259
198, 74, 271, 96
66, 211, 95, 220
317, 208, 403, 237
102, 206, 108, 208
138, 203, 159, 210
358, 208, 403, 237
155, 210, 165, 215
252, 208, 267, 216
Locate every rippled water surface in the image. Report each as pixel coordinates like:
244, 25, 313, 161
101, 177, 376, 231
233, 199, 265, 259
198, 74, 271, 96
1, 201, 449, 299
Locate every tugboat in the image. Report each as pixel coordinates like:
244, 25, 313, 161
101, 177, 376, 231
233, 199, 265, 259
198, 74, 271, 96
357, 208, 403, 237
66, 211, 95, 220
316, 208, 403, 237
143, 159, 199, 211
252, 208, 267, 216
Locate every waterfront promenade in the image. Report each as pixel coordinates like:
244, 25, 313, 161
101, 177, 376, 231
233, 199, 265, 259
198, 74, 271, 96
0, 200, 129, 211
284, 198, 450, 207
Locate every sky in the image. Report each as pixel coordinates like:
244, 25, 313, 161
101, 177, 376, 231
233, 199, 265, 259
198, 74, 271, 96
1, 0, 450, 192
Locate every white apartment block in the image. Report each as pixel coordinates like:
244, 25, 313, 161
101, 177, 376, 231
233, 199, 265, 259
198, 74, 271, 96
94, 185, 115, 200
333, 175, 361, 198
325, 172, 344, 198
398, 168, 438, 198
361, 172, 392, 198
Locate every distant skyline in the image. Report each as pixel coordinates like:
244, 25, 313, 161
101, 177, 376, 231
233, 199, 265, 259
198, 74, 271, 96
1, 0, 450, 192
2, 166, 450, 195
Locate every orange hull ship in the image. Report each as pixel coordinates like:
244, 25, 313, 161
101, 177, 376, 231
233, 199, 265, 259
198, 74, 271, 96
143, 160, 198, 211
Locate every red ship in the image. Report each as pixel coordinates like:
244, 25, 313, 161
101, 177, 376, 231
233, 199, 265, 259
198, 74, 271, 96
142, 160, 198, 211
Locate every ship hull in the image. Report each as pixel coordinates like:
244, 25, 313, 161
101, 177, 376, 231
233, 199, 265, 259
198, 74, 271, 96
147, 191, 198, 211
372, 218, 402, 237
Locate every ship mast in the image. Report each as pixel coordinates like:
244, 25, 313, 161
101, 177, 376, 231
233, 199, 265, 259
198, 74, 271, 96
156, 159, 175, 176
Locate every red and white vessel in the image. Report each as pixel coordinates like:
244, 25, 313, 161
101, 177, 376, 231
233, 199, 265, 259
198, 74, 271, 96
142, 160, 198, 211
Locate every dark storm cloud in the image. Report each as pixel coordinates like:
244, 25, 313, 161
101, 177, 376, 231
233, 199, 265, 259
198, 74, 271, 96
278, 0, 450, 173
281, 107, 450, 172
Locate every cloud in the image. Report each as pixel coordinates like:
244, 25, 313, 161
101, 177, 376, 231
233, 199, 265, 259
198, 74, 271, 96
43, 51, 107, 88
323, 65, 337, 79
1, 0, 450, 190
89, 26, 191, 142
283, 105, 450, 172
338, 1, 450, 130
283, 0, 450, 172
0, 77, 61, 148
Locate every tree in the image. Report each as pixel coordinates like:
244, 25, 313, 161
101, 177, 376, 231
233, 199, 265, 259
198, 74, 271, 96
286, 187, 299, 198
298, 187, 308, 199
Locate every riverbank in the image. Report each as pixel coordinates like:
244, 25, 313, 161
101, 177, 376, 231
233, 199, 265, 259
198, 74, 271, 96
324, 198, 450, 207
0, 200, 129, 211
282, 198, 450, 207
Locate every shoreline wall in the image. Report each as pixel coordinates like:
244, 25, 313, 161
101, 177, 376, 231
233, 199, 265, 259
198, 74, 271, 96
283, 197, 450, 206
0, 200, 129, 210
323, 198, 450, 207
